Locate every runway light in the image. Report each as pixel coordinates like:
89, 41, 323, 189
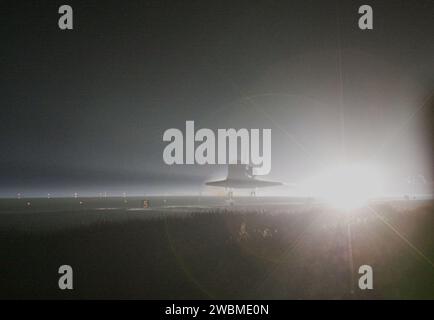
303, 163, 384, 210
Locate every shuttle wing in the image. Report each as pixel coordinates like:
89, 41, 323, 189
205, 164, 283, 189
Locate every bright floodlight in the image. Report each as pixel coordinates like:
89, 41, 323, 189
304, 163, 384, 210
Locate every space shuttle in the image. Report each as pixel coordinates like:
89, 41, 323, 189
205, 164, 283, 190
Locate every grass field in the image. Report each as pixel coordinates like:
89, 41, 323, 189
0, 197, 433, 299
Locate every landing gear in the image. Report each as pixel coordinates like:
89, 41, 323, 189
226, 189, 234, 206
228, 190, 234, 199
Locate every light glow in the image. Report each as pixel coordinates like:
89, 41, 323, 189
302, 163, 384, 210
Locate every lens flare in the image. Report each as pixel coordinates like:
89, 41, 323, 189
302, 163, 384, 210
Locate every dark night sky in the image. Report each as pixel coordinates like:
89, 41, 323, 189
0, 0, 433, 197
